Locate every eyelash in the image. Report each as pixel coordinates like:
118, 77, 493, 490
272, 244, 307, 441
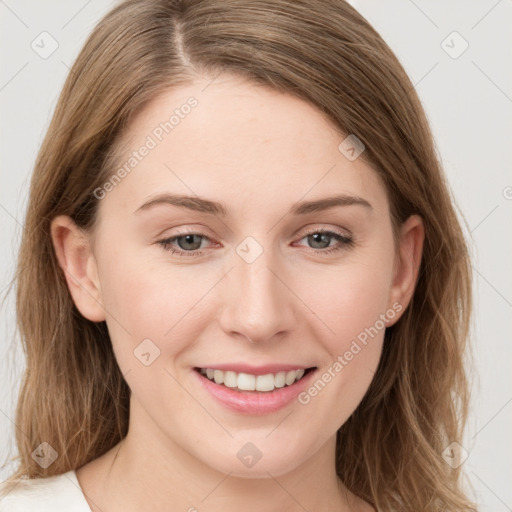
157, 228, 354, 258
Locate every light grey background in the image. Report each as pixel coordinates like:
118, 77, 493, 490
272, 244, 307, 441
1, 1, 511, 510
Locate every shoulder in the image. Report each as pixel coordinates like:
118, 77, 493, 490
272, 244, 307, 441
0, 470, 91, 511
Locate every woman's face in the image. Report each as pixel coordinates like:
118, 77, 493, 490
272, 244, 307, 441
54, 73, 422, 478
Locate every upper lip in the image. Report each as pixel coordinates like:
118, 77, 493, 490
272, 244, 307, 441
195, 364, 316, 376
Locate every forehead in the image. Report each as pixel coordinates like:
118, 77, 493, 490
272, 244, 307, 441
99, 73, 387, 220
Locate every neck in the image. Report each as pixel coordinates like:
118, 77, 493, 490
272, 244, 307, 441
77, 399, 370, 512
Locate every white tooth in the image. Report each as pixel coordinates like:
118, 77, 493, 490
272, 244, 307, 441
202, 367, 307, 391
256, 374, 275, 392
223, 371, 238, 388
237, 372, 256, 391
285, 370, 298, 386
274, 371, 286, 388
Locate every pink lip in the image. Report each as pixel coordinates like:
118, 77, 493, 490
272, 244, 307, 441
195, 363, 312, 376
193, 367, 317, 415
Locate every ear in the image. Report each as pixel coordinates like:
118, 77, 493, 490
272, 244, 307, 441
50, 215, 106, 322
386, 214, 424, 326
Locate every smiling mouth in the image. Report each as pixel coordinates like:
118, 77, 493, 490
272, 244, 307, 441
194, 367, 316, 393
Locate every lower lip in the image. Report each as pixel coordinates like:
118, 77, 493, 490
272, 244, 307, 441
193, 368, 317, 415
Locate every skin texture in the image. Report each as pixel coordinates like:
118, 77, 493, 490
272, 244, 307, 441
51, 73, 424, 512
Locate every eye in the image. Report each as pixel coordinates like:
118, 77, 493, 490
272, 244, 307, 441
157, 228, 354, 258
157, 233, 210, 257
295, 229, 354, 254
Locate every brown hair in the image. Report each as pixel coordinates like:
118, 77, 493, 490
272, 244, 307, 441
2, 0, 476, 510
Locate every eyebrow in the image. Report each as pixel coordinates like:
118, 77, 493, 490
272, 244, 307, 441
134, 193, 373, 216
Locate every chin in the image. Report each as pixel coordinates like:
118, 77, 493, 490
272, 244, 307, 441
201, 446, 307, 479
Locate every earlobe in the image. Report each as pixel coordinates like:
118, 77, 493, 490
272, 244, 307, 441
50, 215, 106, 322
386, 214, 424, 326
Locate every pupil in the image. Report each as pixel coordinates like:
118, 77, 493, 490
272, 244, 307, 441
309, 233, 330, 249
179, 234, 201, 250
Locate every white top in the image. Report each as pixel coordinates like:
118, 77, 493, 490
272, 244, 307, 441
0, 470, 91, 511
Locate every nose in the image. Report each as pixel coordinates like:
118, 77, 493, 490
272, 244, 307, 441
218, 247, 296, 345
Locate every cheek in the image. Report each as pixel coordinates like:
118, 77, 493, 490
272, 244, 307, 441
307, 251, 394, 355
95, 253, 211, 398
297, 243, 394, 413
294, 261, 392, 429
95, 242, 214, 368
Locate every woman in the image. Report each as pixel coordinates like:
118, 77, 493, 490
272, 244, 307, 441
0, 0, 477, 510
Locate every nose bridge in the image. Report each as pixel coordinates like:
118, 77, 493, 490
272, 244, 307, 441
219, 239, 293, 343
